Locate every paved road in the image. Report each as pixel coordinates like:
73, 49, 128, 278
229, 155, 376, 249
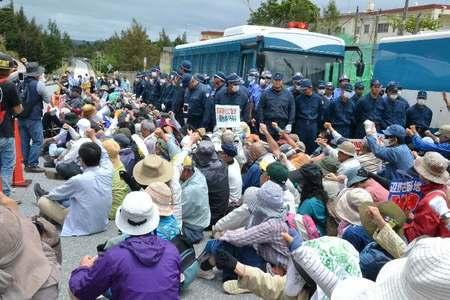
14, 167, 259, 300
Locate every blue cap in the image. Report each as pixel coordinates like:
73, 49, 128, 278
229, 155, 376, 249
151, 66, 160, 73
386, 81, 398, 91
261, 70, 272, 79
180, 60, 192, 72
248, 68, 259, 76
300, 78, 313, 88
355, 82, 364, 89
370, 79, 381, 87
226, 73, 241, 85
345, 83, 353, 92
292, 72, 303, 82
214, 71, 226, 81
194, 73, 205, 82
181, 73, 193, 88
339, 74, 350, 82
325, 82, 334, 88
417, 90, 427, 99
273, 72, 283, 80
382, 124, 406, 138
318, 80, 326, 88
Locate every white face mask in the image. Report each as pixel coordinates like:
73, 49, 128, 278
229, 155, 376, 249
160, 79, 166, 85
417, 99, 426, 105
231, 85, 240, 93
397, 90, 402, 96
149, 79, 154, 85
151, 72, 157, 78
343, 91, 352, 99
318, 89, 325, 95
389, 94, 398, 100
260, 79, 267, 86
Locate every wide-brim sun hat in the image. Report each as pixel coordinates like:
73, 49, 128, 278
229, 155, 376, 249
359, 201, 406, 237
133, 155, 173, 186
115, 191, 160, 236
145, 182, 173, 216
333, 237, 450, 300
413, 152, 449, 185
337, 141, 356, 157
335, 188, 373, 225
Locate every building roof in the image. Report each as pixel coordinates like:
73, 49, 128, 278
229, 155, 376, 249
340, 3, 449, 17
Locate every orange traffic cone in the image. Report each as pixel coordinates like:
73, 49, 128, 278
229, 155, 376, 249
12, 119, 31, 187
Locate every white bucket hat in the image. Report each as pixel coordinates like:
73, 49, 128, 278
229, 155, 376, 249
76, 118, 91, 137
115, 191, 160, 236
335, 188, 373, 225
332, 237, 450, 300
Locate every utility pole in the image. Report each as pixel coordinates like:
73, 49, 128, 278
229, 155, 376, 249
372, 9, 381, 63
353, 6, 360, 43
399, 0, 410, 35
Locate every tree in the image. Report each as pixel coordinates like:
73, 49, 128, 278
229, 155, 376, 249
389, 14, 440, 34
320, 0, 341, 35
173, 32, 187, 46
248, 0, 320, 27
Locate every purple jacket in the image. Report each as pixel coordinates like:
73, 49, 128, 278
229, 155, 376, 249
69, 235, 181, 300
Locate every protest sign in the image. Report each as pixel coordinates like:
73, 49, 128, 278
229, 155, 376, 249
215, 105, 240, 128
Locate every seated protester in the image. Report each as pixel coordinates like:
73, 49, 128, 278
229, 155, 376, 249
334, 188, 374, 252
219, 143, 243, 208
54, 118, 92, 179
260, 161, 296, 213
407, 124, 450, 158
347, 168, 389, 203
216, 235, 361, 299
193, 140, 230, 228
292, 164, 328, 236
242, 141, 275, 191
279, 141, 311, 170
357, 140, 383, 174
69, 192, 180, 299
0, 194, 60, 300
314, 156, 342, 207
178, 155, 210, 244
202, 181, 290, 287
284, 230, 450, 300
81, 103, 102, 124
140, 118, 157, 154
146, 182, 180, 241
319, 139, 360, 183
365, 123, 414, 181
36, 128, 113, 236
403, 152, 450, 241
113, 133, 136, 175
102, 139, 130, 220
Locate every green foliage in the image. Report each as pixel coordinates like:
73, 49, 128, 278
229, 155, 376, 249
248, 0, 320, 27
389, 14, 441, 34
319, 0, 341, 35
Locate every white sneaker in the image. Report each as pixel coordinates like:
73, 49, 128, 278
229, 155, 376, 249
223, 280, 250, 295
197, 269, 215, 280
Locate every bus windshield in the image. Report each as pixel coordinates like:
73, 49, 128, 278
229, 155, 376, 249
263, 51, 342, 84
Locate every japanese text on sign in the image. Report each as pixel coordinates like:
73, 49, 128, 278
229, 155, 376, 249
215, 105, 240, 128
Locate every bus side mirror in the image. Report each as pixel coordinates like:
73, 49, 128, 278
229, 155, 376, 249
355, 61, 365, 77
256, 54, 266, 71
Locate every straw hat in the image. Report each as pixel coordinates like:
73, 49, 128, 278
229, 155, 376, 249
145, 182, 173, 216
133, 155, 173, 186
413, 152, 449, 185
115, 191, 160, 236
332, 237, 450, 300
335, 188, 373, 225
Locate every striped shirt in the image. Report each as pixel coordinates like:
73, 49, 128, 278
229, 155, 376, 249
220, 218, 290, 268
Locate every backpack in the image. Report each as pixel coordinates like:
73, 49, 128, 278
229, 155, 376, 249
17, 80, 33, 119
170, 234, 200, 290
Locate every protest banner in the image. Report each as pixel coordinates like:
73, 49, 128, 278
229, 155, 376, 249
215, 105, 240, 128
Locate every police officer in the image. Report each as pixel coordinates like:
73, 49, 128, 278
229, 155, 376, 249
179, 60, 192, 75
149, 67, 162, 108
325, 83, 356, 138
140, 74, 153, 104
317, 80, 331, 110
406, 90, 433, 133
351, 81, 365, 103
211, 71, 226, 98
215, 73, 250, 123
245, 68, 259, 88
182, 73, 210, 129
288, 73, 304, 99
257, 72, 295, 135
252, 70, 272, 111
324, 82, 334, 103
333, 74, 350, 99
294, 79, 323, 154
159, 73, 173, 112
171, 71, 186, 126
383, 81, 409, 128
354, 79, 385, 138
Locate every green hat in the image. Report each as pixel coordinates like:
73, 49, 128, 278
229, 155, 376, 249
359, 202, 407, 237
267, 162, 289, 186
314, 156, 340, 175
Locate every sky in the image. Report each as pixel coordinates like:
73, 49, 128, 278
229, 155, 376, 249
5, 0, 445, 41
